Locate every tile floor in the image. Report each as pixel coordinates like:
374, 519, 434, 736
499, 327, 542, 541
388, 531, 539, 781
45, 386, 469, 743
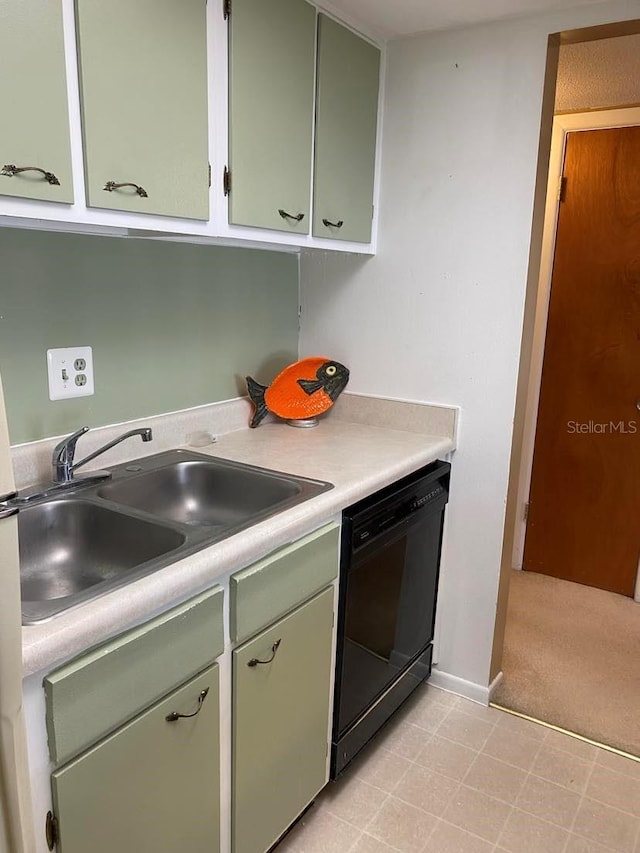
277, 684, 640, 853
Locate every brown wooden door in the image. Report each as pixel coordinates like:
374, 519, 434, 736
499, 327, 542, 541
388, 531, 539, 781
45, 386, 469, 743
524, 126, 640, 596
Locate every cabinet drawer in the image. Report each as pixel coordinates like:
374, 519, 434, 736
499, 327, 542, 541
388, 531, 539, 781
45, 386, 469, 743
52, 664, 220, 853
45, 586, 223, 764
230, 523, 339, 643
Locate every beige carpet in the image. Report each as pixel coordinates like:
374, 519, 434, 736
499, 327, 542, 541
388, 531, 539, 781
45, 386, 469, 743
493, 569, 640, 757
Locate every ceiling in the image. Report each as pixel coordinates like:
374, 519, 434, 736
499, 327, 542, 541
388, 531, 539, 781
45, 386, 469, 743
318, 0, 610, 39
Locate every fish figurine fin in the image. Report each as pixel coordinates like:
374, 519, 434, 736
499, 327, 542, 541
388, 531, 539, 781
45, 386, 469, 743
246, 376, 269, 428
297, 378, 324, 396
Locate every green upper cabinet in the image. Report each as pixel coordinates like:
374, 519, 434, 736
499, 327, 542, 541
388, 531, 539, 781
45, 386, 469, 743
0, 0, 74, 203
75, 0, 209, 220
228, 0, 316, 234
313, 15, 380, 243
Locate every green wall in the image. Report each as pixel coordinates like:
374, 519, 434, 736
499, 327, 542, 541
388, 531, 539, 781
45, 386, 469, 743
0, 229, 299, 443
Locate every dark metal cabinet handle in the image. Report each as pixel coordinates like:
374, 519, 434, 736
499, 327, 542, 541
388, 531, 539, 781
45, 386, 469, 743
1, 164, 60, 185
165, 687, 209, 722
0, 506, 18, 520
45, 811, 58, 851
247, 638, 281, 667
278, 209, 304, 222
104, 180, 148, 198
322, 218, 344, 229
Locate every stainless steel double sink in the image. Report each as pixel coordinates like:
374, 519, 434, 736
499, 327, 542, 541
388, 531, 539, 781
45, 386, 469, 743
19, 449, 333, 625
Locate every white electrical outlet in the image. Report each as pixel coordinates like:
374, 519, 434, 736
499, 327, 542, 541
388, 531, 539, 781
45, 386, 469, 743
47, 347, 95, 401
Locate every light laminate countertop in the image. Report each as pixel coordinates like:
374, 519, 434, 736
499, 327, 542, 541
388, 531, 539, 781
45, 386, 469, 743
21, 401, 456, 678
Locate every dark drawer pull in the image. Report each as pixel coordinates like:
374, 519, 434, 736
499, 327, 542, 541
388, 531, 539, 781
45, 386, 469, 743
322, 218, 344, 229
247, 638, 281, 667
104, 180, 148, 198
1, 164, 60, 185
165, 687, 209, 722
278, 209, 304, 222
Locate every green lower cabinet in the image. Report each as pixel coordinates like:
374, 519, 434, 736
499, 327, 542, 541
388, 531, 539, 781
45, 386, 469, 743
51, 664, 220, 853
232, 587, 334, 853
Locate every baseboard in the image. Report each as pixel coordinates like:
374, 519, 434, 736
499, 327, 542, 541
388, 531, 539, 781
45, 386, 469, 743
428, 667, 493, 706
488, 670, 504, 701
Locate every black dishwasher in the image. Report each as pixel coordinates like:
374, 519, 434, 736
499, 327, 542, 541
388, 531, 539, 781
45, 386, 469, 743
331, 460, 450, 778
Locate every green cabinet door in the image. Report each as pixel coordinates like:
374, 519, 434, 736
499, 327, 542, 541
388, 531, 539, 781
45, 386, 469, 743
313, 15, 380, 243
228, 0, 316, 234
0, 0, 73, 203
75, 0, 209, 220
51, 665, 220, 853
232, 587, 334, 853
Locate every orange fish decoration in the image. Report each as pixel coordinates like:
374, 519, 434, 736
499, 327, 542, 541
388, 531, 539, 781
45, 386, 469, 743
246, 357, 350, 428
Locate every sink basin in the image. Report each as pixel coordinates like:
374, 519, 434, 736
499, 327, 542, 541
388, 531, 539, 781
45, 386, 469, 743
98, 458, 303, 527
19, 500, 185, 624
18, 449, 332, 624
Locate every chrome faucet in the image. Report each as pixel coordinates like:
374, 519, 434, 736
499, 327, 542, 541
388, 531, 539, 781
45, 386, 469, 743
52, 426, 153, 484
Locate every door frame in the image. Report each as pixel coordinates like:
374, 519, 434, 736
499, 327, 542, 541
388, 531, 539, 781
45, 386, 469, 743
511, 106, 640, 599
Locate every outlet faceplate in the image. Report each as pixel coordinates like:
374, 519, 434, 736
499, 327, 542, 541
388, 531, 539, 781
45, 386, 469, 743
47, 347, 95, 400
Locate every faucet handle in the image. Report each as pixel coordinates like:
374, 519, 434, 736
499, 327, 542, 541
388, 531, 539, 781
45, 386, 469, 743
53, 426, 90, 467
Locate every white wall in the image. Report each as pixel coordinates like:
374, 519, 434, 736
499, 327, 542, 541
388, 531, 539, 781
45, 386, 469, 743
556, 33, 640, 110
299, 0, 640, 690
